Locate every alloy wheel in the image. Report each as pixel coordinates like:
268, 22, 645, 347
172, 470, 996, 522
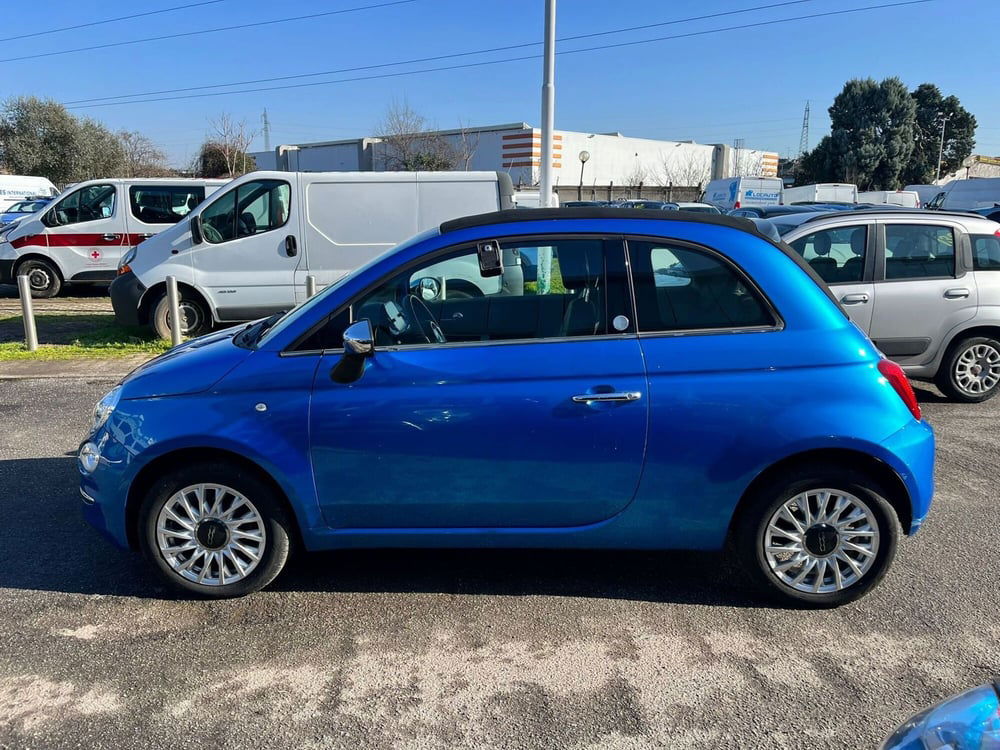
763, 488, 880, 594
27, 267, 52, 292
155, 483, 267, 586
953, 342, 1000, 396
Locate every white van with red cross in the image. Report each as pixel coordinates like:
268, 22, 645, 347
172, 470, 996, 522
0, 178, 227, 297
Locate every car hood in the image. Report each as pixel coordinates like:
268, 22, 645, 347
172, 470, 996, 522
121, 326, 252, 399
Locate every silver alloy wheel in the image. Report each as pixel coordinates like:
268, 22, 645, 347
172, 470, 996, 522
155, 483, 266, 586
954, 342, 1000, 395
763, 488, 880, 594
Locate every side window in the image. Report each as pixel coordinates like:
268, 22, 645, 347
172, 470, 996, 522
788, 226, 867, 284
885, 225, 955, 280
973, 234, 1000, 270
130, 186, 206, 225
300, 238, 621, 350
629, 239, 775, 332
201, 180, 290, 244
45, 184, 116, 227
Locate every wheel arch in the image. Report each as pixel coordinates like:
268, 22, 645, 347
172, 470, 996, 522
726, 448, 913, 541
14, 252, 67, 281
137, 280, 215, 326
124, 446, 303, 551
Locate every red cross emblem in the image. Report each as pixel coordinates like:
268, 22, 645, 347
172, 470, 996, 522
90, 250, 101, 260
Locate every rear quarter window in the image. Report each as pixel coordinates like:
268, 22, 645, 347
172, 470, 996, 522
972, 234, 1000, 270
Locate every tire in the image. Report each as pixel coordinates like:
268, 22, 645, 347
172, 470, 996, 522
16, 258, 62, 298
934, 335, 1000, 403
731, 464, 899, 608
137, 461, 293, 598
152, 290, 210, 340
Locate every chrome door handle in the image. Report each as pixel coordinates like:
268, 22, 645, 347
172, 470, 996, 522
102, 233, 120, 241
572, 391, 642, 403
944, 287, 970, 299
840, 293, 870, 304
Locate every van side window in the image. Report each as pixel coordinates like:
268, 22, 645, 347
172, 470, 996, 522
201, 180, 291, 244
44, 184, 116, 227
129, 186, 206, 225
972, 234, 1000, 270
788, 226, 868, 284
629, 239, 775, 332
884, 225, 955, 280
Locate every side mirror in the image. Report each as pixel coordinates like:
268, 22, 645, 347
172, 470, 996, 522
416, 277, 440, 301
332, 320, 374, 384
190, 215, 203, 245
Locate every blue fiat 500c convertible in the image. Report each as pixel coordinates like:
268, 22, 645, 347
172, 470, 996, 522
79, 208, 934, 606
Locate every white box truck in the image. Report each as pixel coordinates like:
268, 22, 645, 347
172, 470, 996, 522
0, 175, 59, 211
702, 177, 783, 211
111, 170, 515, 338
782, 183, 858, 205
856, 190, 920, 208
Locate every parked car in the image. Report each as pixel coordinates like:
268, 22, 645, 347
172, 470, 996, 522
0, 198, 50, 226
857, 190, 921, 208
728, 205, 819, 219
562, 200, 611, 207
702, 176, 783, 211
971, 205, 1000, 223
926, 177, 1000, 211
881, 680, 1000, 749
667, 201, 721, 214
904, 184, 944, 208
779, 208, 1000, 401
80, 207, 934, 604
111, 171, 516, 339
0, 178, 228, 298
783, 183, 859, 205
615, 199, 673, 209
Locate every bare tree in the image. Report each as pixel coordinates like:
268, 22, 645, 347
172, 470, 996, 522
454, 118, 480, 171
208, 113, 257, 176
658, 148, 712, 188
118, 130, 168, 177
623, 163, 648, 186
374, 100, 458, 171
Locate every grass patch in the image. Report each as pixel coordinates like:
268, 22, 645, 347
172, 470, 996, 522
0, 313, 171, 360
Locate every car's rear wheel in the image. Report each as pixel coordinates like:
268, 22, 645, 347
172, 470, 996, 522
733, 465, 899, 608
138, 462, 292, 597
935, 335, 1000, 403
152, 290, 210, 340
16, 258, 62, 298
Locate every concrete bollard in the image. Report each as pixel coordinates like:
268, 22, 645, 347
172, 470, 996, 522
165, 275, 182, 347
16, 275, 38, 352
306, 275, 317, 298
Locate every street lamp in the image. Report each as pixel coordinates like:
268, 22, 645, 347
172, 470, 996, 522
577, 150, 590, 200
936, 112, 953, 182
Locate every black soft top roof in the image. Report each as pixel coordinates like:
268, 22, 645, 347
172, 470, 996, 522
439, 207, 845, 314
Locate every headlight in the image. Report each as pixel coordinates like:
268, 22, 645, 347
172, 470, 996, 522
881, 682, 1000, 749
91, 386, 122, 433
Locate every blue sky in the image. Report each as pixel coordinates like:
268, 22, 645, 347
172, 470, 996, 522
2, 0, 996, 166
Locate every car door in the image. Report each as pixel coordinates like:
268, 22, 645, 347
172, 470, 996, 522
308, 235, 649, 529
190, 176, 301, 321
786, 222, 876, 332
868, 220, 977, 363
42, 183, 125, 281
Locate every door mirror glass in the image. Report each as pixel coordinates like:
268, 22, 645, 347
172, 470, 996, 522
343, 319, 374, 356
190, 214, 203, 245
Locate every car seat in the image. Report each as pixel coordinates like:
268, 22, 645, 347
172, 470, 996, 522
841, 228, 865, 282
808, 233, 838, 281
558, 249, 603, 336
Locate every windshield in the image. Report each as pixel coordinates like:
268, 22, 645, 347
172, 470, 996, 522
256, 228, 440, 348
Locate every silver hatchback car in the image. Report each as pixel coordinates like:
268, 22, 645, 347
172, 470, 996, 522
779, 209, 1000, 402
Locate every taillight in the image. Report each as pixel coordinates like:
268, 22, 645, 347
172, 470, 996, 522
877, 359, 921, 420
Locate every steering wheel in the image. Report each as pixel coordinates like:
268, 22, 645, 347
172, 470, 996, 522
401, 294, 446, 344
238, 212, 257, 236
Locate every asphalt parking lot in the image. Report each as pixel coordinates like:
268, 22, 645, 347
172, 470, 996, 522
1, 377, 998, 749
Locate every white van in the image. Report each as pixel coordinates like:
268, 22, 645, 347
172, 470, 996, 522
857, 190, 920, 208
926, 178, 1000, 211
0, 175, 59, 211
111, 170, 515, 338
782, 183, 858, 205
702, 177, 783, 211
0, 178, 228, 297
904, 184, 944, 208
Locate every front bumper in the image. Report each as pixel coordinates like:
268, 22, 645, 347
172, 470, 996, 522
109, 271, 146, 327
78, 429, 134, 549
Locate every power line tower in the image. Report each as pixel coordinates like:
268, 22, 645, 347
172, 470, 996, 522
732, 137, 745, 177
261, 108, 271, 152
798, 101, 810, 156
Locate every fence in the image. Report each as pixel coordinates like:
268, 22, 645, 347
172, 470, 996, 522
551, 184, 703, 203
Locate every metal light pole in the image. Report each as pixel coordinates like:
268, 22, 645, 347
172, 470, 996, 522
539, 0, 556, 208
936, 112, 953, 182
577, 150, 590, 201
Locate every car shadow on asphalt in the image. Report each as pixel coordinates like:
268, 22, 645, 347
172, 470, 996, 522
0, 456, 769, 608
912, 382, 950, 404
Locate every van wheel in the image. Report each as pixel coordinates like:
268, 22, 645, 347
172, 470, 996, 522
16, 259, 62, 298
731, 464, 898, 608
935, 336, 1000, 402
138, 461, 292, 597
152, 291, 210, 340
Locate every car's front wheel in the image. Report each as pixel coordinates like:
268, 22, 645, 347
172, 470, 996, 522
138, 462, 292, 597
152, 291, 210, 340
733, 464, 899, 608
16, 258, 62, 298
935, 335, 1000, 403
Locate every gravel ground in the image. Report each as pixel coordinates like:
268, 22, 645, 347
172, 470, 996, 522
0, 377, 997, 749
0, 285, 113, 316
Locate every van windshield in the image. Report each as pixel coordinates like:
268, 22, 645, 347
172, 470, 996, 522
255, 228, 440, 349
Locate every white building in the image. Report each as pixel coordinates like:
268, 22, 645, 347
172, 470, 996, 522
251, 122, 777, 190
